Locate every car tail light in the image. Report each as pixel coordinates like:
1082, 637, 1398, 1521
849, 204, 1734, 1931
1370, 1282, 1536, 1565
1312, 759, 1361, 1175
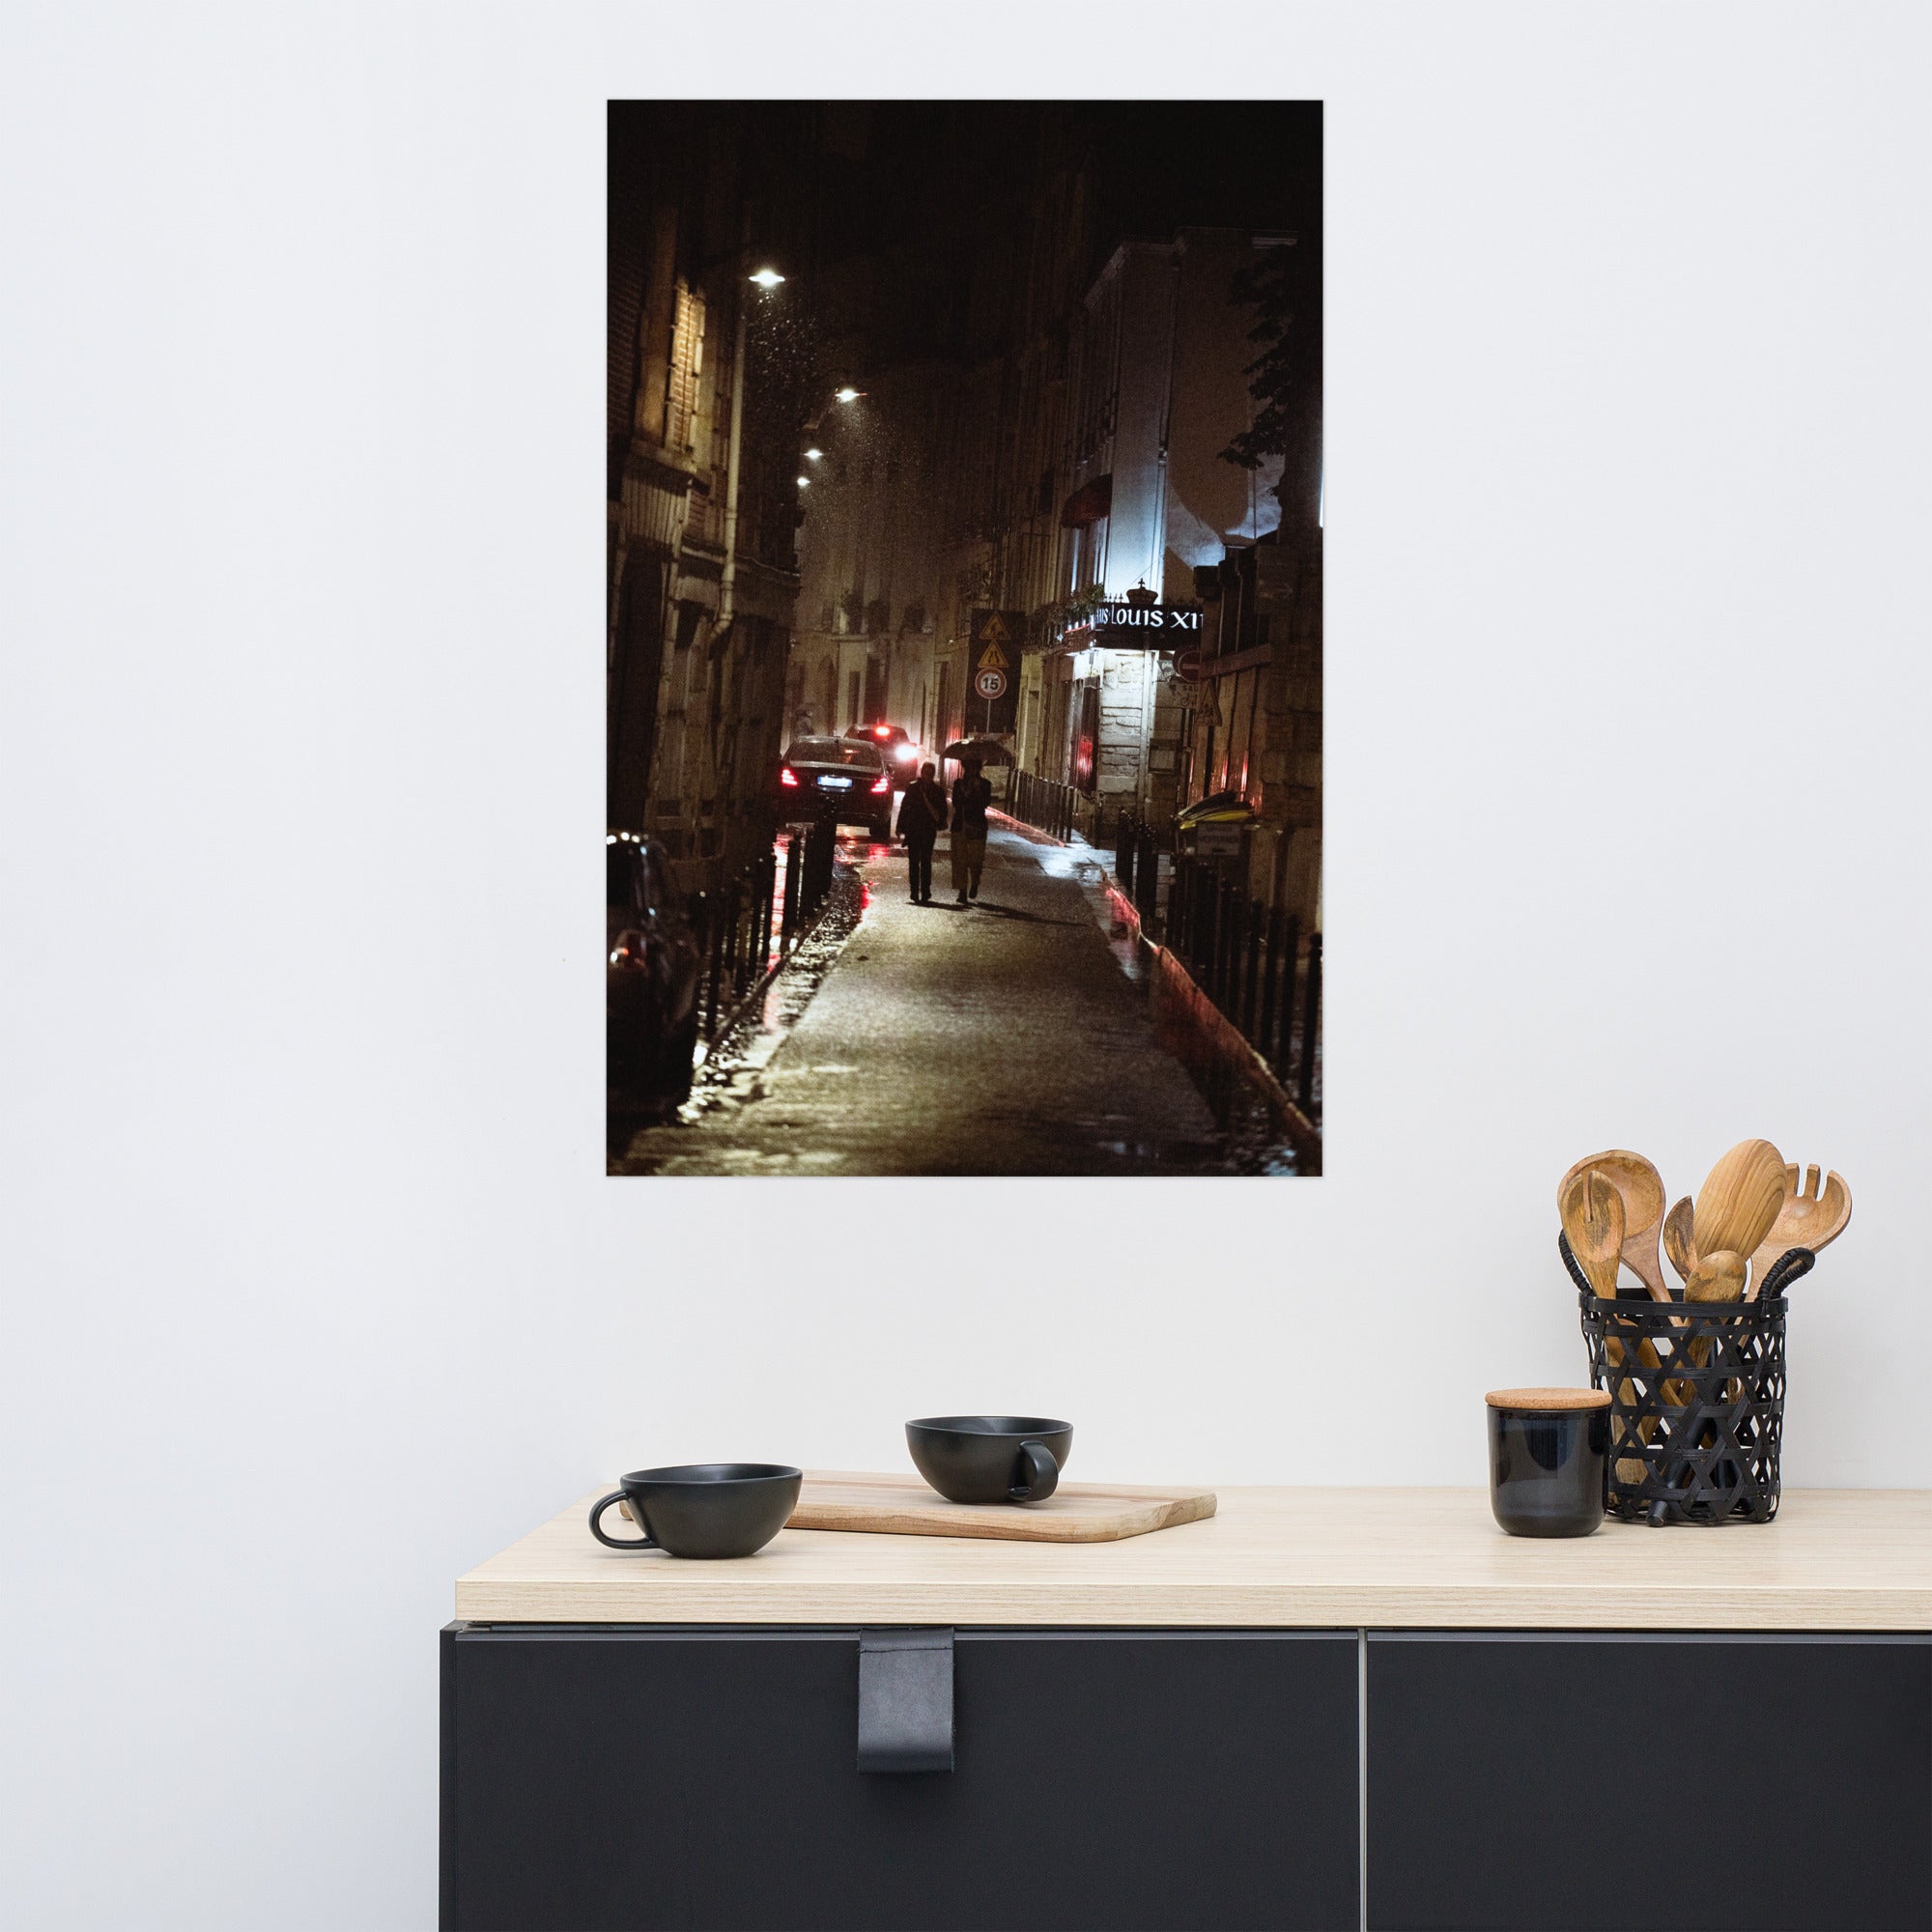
780, 766, 799, 787
610, 929, 648, 969
894, 744, 917, 762
873, 724, 891, 738
870, 774, 890, 794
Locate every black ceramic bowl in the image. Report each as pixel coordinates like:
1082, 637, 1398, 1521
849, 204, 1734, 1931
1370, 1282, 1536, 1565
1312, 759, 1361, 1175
1485, 1390, 1607, 1539
906, 1416, 1073, 1505
587, 1462, 802, 1558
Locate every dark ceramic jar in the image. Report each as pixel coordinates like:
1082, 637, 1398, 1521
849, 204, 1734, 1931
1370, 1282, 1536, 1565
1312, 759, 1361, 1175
1485, 1388, 1608, 1538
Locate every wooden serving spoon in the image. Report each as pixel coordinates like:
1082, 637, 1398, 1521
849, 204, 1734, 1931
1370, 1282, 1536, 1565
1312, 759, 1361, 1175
1662, 1197, 1698, 1285
1692, 1140, 1787, 1272
1557, 1151, 1669, 1301
1747, 1165, 1852, 1299
1684, 1249, 1746, 1304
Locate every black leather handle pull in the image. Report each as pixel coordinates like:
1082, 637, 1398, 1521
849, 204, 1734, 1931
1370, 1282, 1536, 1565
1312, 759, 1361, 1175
857, 1629, 954, 1774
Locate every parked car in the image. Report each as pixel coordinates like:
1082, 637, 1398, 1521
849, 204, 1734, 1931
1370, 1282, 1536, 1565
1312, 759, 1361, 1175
779, 736, 895, 838
844, 722, 921, 788
607, 831, 702, 1110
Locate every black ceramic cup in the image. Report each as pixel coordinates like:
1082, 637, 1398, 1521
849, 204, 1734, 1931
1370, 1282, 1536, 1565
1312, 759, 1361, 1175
587, 1463, 802, 1558
905, 1416, 1072, 1504
1486, 1389, 1608, 1538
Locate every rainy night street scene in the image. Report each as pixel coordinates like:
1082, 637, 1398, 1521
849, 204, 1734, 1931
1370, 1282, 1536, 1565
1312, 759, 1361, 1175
607, 102, 1321, 1177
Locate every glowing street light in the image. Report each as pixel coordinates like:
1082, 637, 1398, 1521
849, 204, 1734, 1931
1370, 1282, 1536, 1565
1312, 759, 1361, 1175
834, 386, 864, 403
796, 475, 810, 488
804, 447, 823, 461
748, 267, 786, 288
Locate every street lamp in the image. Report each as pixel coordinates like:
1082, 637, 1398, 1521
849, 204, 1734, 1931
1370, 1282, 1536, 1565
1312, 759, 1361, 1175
803, 447, 823, 461
749, 267, 786, 288
834, 386, 865, 403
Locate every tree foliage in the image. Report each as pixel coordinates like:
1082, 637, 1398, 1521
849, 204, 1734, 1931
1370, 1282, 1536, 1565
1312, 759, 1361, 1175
1220, 236, 1321, 526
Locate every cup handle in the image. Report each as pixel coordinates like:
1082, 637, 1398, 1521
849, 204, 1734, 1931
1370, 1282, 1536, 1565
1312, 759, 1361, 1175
1009, 1440, 1060, 1503
588, 1491, 657, 1550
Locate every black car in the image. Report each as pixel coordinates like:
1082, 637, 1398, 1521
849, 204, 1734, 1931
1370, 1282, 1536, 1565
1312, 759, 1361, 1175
607, 831, 703, 1109
779, 736, 895, 838
844, 722, 921, 788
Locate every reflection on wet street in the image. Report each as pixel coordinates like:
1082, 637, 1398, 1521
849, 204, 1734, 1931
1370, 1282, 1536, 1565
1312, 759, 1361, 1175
609, 823, 1298, 1177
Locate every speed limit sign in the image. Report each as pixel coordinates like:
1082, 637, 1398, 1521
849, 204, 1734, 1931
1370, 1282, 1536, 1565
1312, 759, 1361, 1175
975, 668, 1008, 700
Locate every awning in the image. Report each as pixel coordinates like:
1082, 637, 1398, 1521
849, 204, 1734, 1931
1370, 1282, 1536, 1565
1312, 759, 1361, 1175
1059, 473, 1113, 528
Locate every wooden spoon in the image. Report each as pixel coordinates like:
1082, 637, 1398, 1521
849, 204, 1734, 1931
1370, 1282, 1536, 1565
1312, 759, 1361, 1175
1683, 1249, 1746, 1304
1662, 1197, 1698, 1285
1559, 1168, 1624, 1297
1692, 1140, 1786, 1270
1747, 1165, 1852, 1299
1557, 1151, 1669, 1301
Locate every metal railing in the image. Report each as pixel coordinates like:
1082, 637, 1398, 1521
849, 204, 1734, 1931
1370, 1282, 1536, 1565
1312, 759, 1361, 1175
690, 815, 838, 1037
1115, 811, 1323, 1120
1007, 769, 1080, 841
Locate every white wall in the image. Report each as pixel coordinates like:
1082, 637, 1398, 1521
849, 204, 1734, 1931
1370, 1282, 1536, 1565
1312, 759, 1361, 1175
5, 4, 1930, 1926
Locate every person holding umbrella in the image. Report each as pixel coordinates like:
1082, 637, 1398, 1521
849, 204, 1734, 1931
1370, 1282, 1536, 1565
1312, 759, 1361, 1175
896, 760, 948, 904
949, 755, 993, 903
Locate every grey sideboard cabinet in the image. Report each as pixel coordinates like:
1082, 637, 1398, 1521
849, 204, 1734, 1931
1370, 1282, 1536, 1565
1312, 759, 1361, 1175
442, 1485, 1932, 1932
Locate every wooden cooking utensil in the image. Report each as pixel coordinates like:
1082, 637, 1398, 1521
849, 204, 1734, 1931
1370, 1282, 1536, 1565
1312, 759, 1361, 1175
1560, 1170, 1651, 1482
1747, 1165, 1852, 1299
1557, 1151, 1669, 1301
1684, 1249, 1746, 1304
1666, 1249, 1747, 1406
1691, 1140, 1787, 1273
1662, 1197, 1697, 1285
1559, 1168, 1624, 1296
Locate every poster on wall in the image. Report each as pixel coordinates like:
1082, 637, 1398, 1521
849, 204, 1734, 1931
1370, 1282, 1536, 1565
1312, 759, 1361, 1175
606, 100, 1322, 1177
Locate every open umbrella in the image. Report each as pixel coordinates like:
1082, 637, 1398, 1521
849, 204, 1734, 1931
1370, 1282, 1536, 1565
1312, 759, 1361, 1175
941, 737, 1014, 766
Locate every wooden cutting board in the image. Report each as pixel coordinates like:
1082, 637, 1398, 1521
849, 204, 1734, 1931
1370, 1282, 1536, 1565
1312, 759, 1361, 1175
785, 1470, 1217, 1544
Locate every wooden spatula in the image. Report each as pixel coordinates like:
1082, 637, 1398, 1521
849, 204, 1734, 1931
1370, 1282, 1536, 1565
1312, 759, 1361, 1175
1560, 1168, 1624, 1296
1557, 1151, 1669, 1301
1692, 1140, 1786, 1273
1561, 1169, 1649, 1483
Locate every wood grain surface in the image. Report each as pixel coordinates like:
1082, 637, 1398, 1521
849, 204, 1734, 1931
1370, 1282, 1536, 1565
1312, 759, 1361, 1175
784, 1471, 1216, 1542
453, 1484, 1932, 1631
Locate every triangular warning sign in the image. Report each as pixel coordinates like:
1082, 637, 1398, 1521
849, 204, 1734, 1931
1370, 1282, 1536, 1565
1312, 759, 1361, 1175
978, 612, 1011, 645
977, 639, 1009, 670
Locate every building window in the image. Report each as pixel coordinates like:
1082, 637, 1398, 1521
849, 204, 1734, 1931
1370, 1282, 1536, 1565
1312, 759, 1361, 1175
665, 281, 705, 453
847, 669, 861, 726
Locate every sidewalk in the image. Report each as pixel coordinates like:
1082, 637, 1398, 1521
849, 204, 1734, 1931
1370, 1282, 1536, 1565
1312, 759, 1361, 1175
611, 824, 1228, 1176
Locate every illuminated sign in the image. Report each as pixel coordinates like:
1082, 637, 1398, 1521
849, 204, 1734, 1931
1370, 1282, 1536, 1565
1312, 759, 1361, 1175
1065, 600, 1204, 644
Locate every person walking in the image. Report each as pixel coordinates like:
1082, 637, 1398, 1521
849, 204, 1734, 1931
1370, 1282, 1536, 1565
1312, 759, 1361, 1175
896, 761, 948, 904
950, 756, 992, 903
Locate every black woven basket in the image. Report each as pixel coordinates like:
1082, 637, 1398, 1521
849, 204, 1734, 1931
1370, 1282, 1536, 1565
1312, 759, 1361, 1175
1565, 1235, 1813, 1526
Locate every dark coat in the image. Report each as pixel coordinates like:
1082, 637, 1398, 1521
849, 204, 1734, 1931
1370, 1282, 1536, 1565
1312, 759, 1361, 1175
951, 775, 992, 836
896, 778, 948, 847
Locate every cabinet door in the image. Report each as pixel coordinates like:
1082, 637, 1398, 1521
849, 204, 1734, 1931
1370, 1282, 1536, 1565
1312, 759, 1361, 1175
442, 1625, 1359, 1932
1366, 1632, 1931, 1931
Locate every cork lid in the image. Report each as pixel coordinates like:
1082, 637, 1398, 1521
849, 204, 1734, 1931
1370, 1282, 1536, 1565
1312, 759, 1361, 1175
1485, 1386, 1611, 1411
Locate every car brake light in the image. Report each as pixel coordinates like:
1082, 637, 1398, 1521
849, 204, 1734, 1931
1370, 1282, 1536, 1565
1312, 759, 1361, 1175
780, 767, 799, 787
870, 774, 889, 794
873, 724, 890, 737
610, 930, 648, 969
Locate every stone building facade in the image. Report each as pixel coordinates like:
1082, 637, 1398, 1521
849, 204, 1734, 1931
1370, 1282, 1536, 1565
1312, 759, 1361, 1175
607, 104, 819, 888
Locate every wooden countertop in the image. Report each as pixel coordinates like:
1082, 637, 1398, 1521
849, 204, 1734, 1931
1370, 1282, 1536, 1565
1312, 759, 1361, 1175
454, 1482, 1932, 1631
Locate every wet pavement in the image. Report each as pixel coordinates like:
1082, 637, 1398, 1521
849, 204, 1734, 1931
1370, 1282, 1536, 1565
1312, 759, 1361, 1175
609, 821, 1273, 1177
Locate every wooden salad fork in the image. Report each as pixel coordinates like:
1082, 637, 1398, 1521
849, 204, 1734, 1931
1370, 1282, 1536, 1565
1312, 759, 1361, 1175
1747, 1165, 1852, 1299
